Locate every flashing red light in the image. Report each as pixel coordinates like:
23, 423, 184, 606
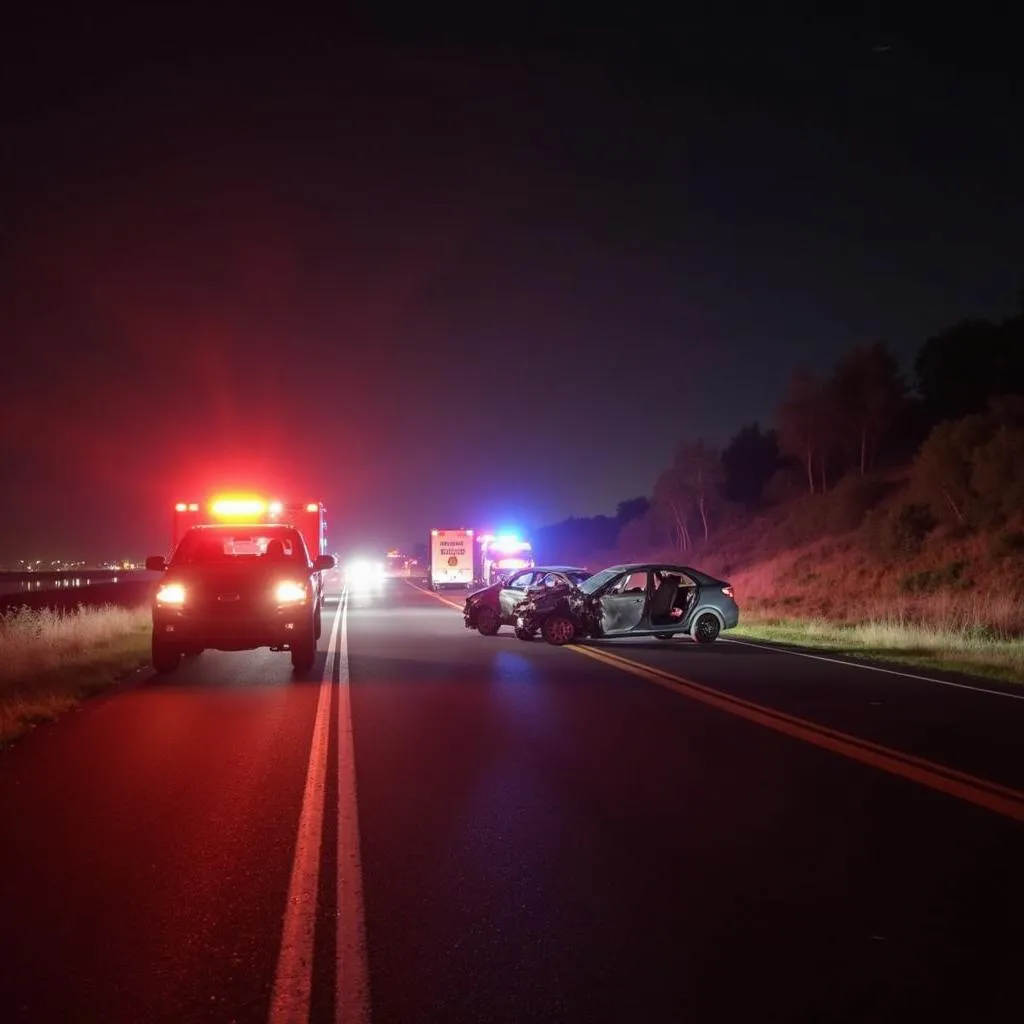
211, 497, 266, 517
175, 502, 187, 512
305, 503, 319, 512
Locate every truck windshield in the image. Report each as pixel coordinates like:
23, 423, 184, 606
173, 530, 306, 564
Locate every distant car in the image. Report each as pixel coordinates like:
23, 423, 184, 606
145, 524, 336, 674
463, 565, 592, 638
513, 562, 739, 646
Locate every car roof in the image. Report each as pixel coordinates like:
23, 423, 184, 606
524, 565, 589, 573
601, 563, 721, 581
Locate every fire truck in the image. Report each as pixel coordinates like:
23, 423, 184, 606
478, 533, 534, 586
170, 496, 329, 563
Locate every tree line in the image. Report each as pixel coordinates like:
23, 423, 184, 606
534, 298, 1024, 561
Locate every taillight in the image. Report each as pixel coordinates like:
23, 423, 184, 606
722, 585, 734, 599
156, 583, 186, 605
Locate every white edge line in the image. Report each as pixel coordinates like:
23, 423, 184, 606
268, 600, 341, 1024
336, 589, 371, 1024
725, 637, 1024, 702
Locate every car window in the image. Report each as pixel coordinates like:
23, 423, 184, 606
506, 571, 535, 589
610, 571, 649, 594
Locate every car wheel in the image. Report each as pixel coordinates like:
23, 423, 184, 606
476, 606, 500, 635
514, 626, 534, 641
542, 614, 576, 646
692, 612, 721, 644
152, 638, 181, 674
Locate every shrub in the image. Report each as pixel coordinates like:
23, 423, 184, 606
990, 529, 1024, 560
864, 501, 936, 559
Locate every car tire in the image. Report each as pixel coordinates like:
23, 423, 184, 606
691, 612, 721, 645
476, 606, 500, 636
541, 614, 576, 646
514, 626, 534, 641
152, 638, 181, 674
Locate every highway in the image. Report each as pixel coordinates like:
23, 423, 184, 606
0, 577, 1021, 1023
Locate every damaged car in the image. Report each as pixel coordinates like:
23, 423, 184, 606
513, 563, 739, 646
463, 565, 592, 638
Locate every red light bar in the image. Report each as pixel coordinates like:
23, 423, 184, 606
211, 498, 266, 517
305, 503, 319, 512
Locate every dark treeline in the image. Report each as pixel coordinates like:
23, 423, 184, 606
533, 298, 1024, 563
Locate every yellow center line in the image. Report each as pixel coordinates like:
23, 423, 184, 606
568, 643, 1024, 823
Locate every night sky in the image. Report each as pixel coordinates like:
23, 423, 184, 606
2, 7, 1022, 561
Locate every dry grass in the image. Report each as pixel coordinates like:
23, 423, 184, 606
0, 603, 151, 746
734, 600, 1024, 683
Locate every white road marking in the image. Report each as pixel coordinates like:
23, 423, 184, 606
336, 591, 371, 1023
268, 601, 343, 1024
725, 637, 1024, 701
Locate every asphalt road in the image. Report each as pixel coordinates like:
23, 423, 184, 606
0, 577, 1021, 1023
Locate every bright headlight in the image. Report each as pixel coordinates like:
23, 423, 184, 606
156, 583, 186, 605
275, 580, 308, 603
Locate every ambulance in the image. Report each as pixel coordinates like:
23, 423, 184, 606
429, 528, 475, 589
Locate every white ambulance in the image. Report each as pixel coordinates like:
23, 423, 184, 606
429, 528, 475, 589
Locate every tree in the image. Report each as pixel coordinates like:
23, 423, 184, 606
776, 372, 830, 494
914, 319, 1002, 426
614, 497, 650, 529
721, 422, 782, 508
652, 440, 724, 549
829, 341, 906, 476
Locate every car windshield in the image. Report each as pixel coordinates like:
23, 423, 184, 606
576, 567, 621, 595
564, 570, 592, 585
172, 530, 306, 565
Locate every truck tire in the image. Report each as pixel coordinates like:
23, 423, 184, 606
291, 617, 317, 670
152, 638, 181, 674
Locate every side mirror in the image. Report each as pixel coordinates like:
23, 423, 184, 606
314, 554, 337, 572
145, 555, 167, 572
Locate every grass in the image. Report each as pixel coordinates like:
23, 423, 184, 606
733, 600, 1024, 684
0, 603, 151, 746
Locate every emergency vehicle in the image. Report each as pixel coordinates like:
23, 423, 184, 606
478, 534, 535, 586
171, 496, 329, 562
429, 528, 475, 589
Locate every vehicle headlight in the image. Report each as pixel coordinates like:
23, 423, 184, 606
156, 583, 186, 605
275, 580, 308, 603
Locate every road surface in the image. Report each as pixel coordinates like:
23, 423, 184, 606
0, 577, 1021, 1023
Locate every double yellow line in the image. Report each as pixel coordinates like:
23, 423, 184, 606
570, 643, 1024, 824
408, 577, 1024, 822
